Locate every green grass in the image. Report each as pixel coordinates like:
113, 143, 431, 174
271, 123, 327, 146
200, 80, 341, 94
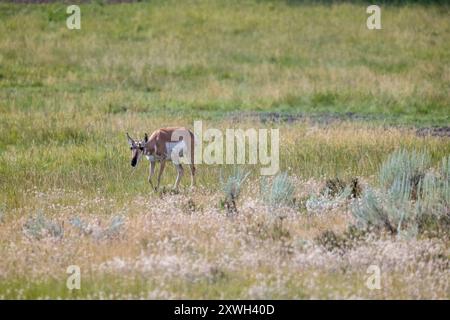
0, 268, 405, 299
0, 1, 449, 123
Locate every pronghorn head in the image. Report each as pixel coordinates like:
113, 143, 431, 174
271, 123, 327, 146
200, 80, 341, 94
127, 132, 148, 167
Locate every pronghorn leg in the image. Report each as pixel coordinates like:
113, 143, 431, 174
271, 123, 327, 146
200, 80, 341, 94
174, 164, 184, 190
148, 161, 156, 191
189, 164, 196, 188
156, 160, 166, 191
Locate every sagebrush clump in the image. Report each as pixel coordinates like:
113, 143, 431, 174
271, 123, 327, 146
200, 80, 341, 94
260, 172, 295, 209
353, 150, 450, 237
220, 167, 250, 215
23, 212, 63, 240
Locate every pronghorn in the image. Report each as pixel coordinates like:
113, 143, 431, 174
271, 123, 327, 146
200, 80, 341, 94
127, 128, 196, 191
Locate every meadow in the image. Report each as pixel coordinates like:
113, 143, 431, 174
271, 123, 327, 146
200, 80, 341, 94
0, 0, 449, 299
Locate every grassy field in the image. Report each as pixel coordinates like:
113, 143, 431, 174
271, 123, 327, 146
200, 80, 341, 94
0, 0, 449, 299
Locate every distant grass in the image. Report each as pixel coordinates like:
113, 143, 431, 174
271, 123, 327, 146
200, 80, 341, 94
0, 1, 449, 124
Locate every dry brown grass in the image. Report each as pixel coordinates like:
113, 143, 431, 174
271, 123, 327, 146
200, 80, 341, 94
0, 181, 448, 299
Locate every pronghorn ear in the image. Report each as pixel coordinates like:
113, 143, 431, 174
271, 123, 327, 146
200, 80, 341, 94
126, 132, 135, 146
144, 133, 149, 143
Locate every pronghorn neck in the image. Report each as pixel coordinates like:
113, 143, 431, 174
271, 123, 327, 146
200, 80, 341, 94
142, 133, 163, 161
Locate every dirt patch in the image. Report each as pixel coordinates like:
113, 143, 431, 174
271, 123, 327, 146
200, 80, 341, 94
228, 112, 450, 138
416, 127, 450, 138
228, 111, 378, 125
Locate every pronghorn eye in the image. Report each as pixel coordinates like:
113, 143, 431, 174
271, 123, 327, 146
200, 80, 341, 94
130, 147, 133, 150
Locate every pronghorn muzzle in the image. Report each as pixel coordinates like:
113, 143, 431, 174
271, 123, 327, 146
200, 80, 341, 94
127, 132, 140, 167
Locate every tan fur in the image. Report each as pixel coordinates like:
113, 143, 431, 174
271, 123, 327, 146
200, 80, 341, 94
129, 127, 196, 191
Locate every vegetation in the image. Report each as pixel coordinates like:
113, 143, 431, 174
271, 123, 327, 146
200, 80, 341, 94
0, 1, 449, 299
261, 172, 295, 209
353, 150, 450, 237
220, 167, 250, 215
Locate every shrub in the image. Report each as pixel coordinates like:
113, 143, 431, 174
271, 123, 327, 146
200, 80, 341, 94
182, 198, 198, 213
322, 178, 346, 197
314, 226, 367, 253
23, 212, 63, 240
306, 183, 352, 214
69, 215, 125, 240
103, 215, 125, 239
69, 216, 92, 235
248, 215, 291, 242
261, 172, 295, 209
349, 178, 363, 198
352, 149, 449, 237
314, 230, 349, 253
379, 149, 431, 200
306, 177, 361, 215
352, 187, 403, 234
